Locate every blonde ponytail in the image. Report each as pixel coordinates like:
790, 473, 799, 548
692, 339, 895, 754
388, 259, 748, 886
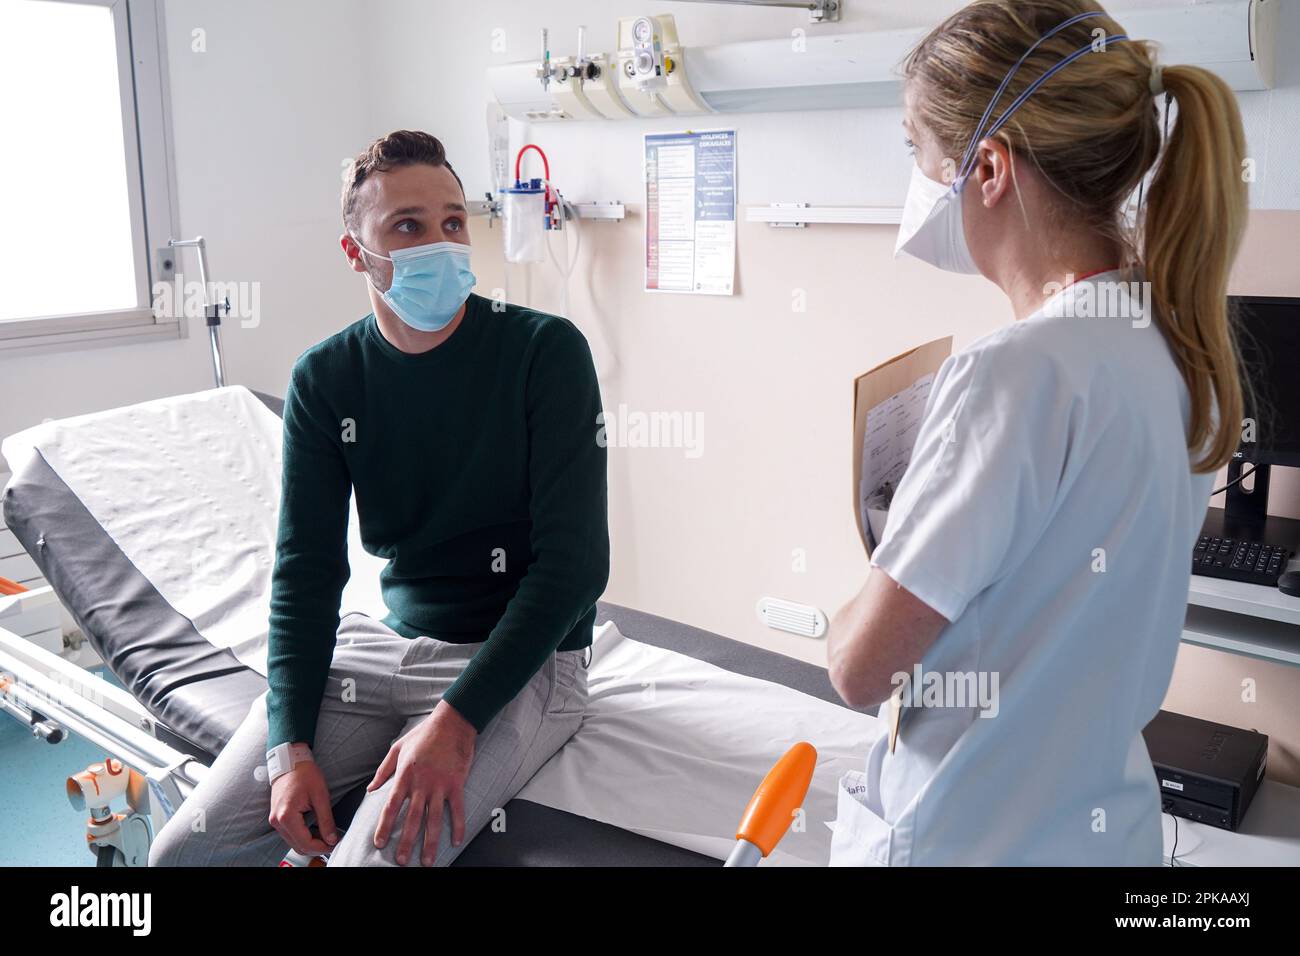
1142, 66, 1249, 472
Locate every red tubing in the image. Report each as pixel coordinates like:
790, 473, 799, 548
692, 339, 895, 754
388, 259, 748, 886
515, 143, 552, 202
514, 141, 551, 187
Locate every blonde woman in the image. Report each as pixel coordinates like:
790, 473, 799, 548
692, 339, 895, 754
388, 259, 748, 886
826, 0, 1248, 865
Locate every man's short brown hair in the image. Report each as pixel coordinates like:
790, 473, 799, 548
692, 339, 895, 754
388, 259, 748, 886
341, 130, 464, 236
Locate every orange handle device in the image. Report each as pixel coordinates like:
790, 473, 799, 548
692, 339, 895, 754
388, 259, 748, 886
726, 741, 817, 867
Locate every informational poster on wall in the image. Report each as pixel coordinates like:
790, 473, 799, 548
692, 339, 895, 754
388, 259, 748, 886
644, 129, 736, 295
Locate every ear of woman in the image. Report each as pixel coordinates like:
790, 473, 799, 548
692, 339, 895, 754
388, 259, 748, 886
973, 138, 1016, 210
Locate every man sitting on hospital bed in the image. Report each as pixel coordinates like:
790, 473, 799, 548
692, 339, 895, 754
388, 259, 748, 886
149, 129, 609, 867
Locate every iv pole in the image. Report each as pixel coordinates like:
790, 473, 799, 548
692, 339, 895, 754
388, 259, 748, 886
167, 236, 230, 388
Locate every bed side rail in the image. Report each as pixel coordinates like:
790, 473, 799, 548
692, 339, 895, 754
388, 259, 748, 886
0, 615, 206, 831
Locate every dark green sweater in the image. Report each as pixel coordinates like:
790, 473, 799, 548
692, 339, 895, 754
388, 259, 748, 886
265, 293, 609, 750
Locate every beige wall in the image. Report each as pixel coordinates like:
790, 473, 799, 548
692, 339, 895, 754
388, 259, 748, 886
474, 210, 1012, 662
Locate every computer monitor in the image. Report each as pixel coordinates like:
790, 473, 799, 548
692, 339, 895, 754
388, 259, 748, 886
1232, 296, 1300, 468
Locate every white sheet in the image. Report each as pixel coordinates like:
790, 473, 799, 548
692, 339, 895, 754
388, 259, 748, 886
520, 622, 883, 866
0, 386, 389, 674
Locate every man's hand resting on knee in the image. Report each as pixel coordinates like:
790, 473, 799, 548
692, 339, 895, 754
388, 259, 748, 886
269, 758, 339, 857
367, 700, 477, 866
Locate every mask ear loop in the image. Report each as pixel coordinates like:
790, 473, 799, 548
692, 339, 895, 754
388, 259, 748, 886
957, 30, 1131, 233
980, 35, 1131, 145
350, 236, 394, 297
955, 10, 1110, 183
968, 35, 1131, 235
963, 34, 1131, 181
350, 236, 392, 263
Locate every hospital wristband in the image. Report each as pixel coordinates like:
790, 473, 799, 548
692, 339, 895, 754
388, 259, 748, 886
266, 742, 315, 783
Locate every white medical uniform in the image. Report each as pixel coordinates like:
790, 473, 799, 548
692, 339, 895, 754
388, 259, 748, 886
830, 272, 1213, 866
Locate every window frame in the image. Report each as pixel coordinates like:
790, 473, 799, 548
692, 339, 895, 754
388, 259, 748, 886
0, 0, 182, 357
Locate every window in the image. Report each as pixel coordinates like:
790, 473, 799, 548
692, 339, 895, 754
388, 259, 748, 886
0, 0, 178, 355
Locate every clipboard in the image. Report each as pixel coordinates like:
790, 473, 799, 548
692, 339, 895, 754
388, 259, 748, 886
852, 337, 952, 558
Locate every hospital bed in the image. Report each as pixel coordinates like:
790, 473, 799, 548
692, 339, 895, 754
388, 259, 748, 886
0, 387, 878, 866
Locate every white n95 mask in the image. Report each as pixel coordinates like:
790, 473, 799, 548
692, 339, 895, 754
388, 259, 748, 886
894, 164, 980, 275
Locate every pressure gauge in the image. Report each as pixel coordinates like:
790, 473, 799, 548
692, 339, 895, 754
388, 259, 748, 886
630, 16, 666, 90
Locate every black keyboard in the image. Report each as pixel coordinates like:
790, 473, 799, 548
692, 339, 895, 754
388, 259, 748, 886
1192, 535, 1292, 587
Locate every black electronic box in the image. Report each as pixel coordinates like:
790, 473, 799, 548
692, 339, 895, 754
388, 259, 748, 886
1142, 709, 1268, 831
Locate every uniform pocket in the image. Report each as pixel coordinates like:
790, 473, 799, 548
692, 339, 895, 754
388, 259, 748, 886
828, 770, 894, 867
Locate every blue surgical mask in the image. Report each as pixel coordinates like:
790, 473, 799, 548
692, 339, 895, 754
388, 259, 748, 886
354, 238, 476, 332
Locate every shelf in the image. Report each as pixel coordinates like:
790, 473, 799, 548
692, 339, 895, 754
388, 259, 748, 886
1180, 509, 1300, 665
1162, 780, 1300, 866
467, 198, 627, 222
1188, 573, 1300, 628
1182, 604, 1300, 667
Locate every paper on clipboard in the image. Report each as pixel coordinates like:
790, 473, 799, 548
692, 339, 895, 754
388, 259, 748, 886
852, 337, 953, 556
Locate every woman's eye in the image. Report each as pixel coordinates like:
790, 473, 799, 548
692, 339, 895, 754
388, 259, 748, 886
396, 220, 418, 234
904, 138, 917, 156
444, 218, 463, 233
